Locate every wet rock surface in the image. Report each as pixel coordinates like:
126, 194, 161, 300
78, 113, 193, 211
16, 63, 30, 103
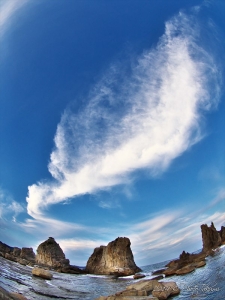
85, 237, 141, 276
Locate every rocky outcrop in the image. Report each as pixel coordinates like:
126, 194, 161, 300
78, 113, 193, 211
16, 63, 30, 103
162, 250, 206, 276
36, 237, 83, 274
0, 241, 35, 266
32, 267, 53, 280
220, 226, 225, 243
201, 222, 222, 253
36, 237, 69, 269
0, 238, 83, 274
95, 279, 180, 300
85, 237, 141, 276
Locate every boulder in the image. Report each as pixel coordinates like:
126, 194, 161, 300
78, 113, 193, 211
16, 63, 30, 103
36, 237, 69, 269
85, 237, 141, 276
32, 267, 53, 279
201, 222, 222, 253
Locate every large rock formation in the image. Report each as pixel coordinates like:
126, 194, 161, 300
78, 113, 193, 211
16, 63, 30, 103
201, 222, 225, 253
85, 237, 141, 276
0, 241, 35, 266
35, 237, 83, 274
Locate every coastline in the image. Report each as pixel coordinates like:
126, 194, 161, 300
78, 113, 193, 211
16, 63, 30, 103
0, 246, 225, 299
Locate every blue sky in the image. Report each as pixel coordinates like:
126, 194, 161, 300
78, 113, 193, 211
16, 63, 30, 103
0, 0, 224, 266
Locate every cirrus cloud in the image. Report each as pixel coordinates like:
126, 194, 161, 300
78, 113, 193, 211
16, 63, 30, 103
26, 11, 221, 220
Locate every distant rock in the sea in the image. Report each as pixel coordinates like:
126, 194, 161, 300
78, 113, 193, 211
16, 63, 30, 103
162, 250, 206, 276
201, 222, 225, 253
85, 237, 141, 276
36, 237, 83, 274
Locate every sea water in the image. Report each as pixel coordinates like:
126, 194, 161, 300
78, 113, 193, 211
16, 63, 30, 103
0, 246, 224, 300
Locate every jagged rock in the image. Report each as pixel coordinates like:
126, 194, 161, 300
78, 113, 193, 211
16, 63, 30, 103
0, 241, 35, 267
85, 237, 141, 276
220, 226, 225, 244
201, 222, 222, 253
163, 250, 206, 277
36, 237, 84, 274
36, 237, 69, 269
32, 267, 53, 279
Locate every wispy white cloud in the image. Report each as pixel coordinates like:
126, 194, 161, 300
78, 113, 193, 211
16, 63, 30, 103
0, 0, 28, 38
26, 11, 221, 220
0, 188, 24, 221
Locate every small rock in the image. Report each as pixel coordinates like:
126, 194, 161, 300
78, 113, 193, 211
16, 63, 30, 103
32, 267, 53, 279
133, 273, 146, 279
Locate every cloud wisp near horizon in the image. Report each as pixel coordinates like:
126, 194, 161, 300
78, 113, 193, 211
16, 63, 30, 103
26, 11, 221, 220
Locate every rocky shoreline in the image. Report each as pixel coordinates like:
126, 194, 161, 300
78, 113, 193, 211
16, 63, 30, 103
94, 222, 225, 299
0, 222, 224, 300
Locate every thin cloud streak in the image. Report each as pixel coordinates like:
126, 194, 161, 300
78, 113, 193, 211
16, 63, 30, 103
42, 200, 225, 265
26, 11, 220, 219
0, 0, 28, 38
